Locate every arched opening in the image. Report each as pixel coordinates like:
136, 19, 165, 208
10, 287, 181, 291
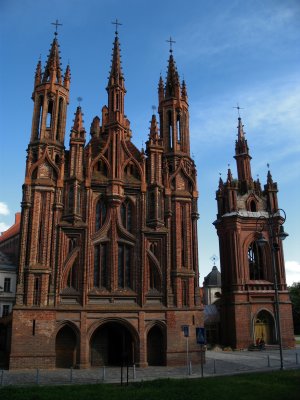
55, 325, 78, 368
250, 200, 257, 212
248, 241, 266, 280
95, 198, 107, 231
147, 325, 165, 366
254, 310, 275, 345
90, 322, 137, 366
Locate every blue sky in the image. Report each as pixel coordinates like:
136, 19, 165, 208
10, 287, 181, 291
0, 0, 299, 284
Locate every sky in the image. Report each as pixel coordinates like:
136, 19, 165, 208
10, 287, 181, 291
0, 0, 299, 285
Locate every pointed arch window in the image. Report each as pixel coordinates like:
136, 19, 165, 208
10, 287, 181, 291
250, 200, 257, 212
118, 244, 132, 289
46, 100, 53, 128
93, 243, 108, 289
36, 95, 44, 139
121, 199, 133, 232
33, 275, 41, 306
248, 241, 265, 280
95, 198, 107, 231
56, 97, 64, 140
168, 110, 173, 150
176, 113, 181, 143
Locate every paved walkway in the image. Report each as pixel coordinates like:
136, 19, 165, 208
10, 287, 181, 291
1, 347, 299, 386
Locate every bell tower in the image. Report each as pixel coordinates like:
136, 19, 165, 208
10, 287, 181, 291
16, 26, 70, 307
214, 116, 294, 349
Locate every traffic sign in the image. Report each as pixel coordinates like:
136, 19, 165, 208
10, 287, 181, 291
196, 327, 206, 344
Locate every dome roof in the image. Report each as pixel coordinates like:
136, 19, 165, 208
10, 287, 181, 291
204, 265, 221, 287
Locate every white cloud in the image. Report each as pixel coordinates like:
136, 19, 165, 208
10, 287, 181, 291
0, 202, 10, 216
0, 222, 10, 234
285, 260, 300, 286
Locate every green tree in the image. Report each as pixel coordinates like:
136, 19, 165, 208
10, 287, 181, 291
288, 282, 300, 334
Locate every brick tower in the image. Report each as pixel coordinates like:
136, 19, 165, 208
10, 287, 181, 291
9, 28, 203, 369
214, 117, 294, 349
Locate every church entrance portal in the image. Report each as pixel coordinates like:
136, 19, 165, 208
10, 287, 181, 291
55, 325, 78, 368
147, 325, 165, 366
254, 310, 274, 344
90, 322, 135, 366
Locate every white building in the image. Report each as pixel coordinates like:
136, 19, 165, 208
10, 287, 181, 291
0, 252, 17, 318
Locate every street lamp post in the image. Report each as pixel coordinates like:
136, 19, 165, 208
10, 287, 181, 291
256, 208, 289, 371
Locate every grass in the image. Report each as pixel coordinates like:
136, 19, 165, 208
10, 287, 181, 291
0, 370, 299, 400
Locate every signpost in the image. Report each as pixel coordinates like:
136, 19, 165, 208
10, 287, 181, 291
196, 327, 206, 377
182, 325, 191, 375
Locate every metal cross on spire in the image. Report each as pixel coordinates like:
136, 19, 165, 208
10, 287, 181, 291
166, 36, 176, 53
112, 18, 122, 35
210, 254, 219, 266
233, 103, 244, 118
51, 19, 63, 35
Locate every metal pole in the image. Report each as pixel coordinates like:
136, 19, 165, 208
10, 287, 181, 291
271, 242, 284, 370
296, 353, 298, 365
102, 366, 106, 381
36, 368, 39, 385
213, 359, 216, 374
121, 361, 123, 386
267, 355, 270, 367
126, 362, 129, 385
70, 367, 73, 383
186, 336, 189, 375
0, 370, 3, 386
200, 344, 204, 377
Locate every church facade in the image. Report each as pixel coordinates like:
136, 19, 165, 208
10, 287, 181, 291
214, 118, 294, 349
9, 30, 203, 369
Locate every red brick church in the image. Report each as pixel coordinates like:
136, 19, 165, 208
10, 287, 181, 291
8, 28, 203, 369
1, 25, 294, 370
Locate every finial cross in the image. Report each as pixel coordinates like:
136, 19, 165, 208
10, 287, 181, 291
112, 18, 122, 34
210, 254, 219, 266
51, 19, 63, 35
166, 36, 176, 53
233, 103, 244, 118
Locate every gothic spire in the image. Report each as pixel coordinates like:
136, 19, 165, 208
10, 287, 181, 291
42, 35, 62, 84
63, 64, 71, 90
71, 106, 85, 137
149, 113, 159, 143
34, 59, 42, 88
181, 79, 188, 102
165, 51, 180, 99
237, 117, 245, 141
158, 74, 164, 103
107, 31, 124, 88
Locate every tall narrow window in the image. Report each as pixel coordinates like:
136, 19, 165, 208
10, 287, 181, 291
95, 199, 107, 231
4, 278, 11, 292
118, 244, 132, 289
177, 113, 181, 142
248, 241, 265, 280
56, 97, 63, 140
93, 243, 108, 288
168, 110, 173, 149
46, 100, 53, 128
121, 200, 133, 232
33, 275, 41, 306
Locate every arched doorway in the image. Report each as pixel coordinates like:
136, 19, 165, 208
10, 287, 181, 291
147, 325, 165, 366
55, 325, 78, 368
254, 310, 274, 344
90, 321, 136, 366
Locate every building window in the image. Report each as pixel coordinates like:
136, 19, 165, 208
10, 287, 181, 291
94, 243, 108, 288
2, 305, 10, 317
118, 244, 132, 289
95, 199, 107, 231
121, 200, 133, 232
248, 241, 265, 280
4, 277, 11, 292
33, 276, 41, 306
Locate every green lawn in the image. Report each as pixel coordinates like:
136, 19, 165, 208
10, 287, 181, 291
1, 370, 299, 400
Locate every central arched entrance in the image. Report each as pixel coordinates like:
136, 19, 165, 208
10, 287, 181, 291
90, 321, 136, 366
254, 310, 275, 344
